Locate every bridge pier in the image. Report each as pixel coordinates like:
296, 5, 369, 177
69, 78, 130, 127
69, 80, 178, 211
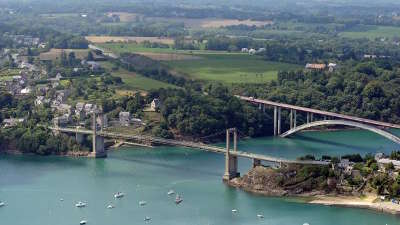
294, 110, 297, 128
75, 133, 84, 144
290, 109, 293, 129
277, 107, 281, 135
223, 128, 239, 181
274, 106, 277, 136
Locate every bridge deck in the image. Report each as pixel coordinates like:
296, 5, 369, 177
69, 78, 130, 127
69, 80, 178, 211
237, 96, 400, 129
50, 127, 328, 165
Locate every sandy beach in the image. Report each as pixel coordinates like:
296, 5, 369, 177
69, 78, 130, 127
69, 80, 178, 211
309, 194, 400, 215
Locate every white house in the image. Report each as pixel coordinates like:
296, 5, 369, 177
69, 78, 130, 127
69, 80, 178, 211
119, 111, 131, 126
20, 87, 31, 95
3, 118, 24, 127
151, 98, 161, 111
248, 49, 257, 55
328, 63, 337, 72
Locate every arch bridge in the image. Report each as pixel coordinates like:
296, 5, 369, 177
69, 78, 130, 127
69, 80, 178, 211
237, 96, 400, 145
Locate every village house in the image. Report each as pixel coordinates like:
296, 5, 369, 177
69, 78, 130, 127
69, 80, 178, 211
375, 153, 400, 170
338, 158, 354, 175
38, 43, 47, 49
20, 87, 32, 95
119, 111, 131, 126
97, 114, 108, 129
57, 104, 72, 115
150, 98, 161, 111
257, 48, 266, 53
328, 63, 337, 72
55, 90, 70, 103
84, 103, 98, 115
53, 114, 71, 127
248, 48, 257, 55
85, 61, 101, 71
36, 85, 50, 95
364, 54, 377, 59
35, 96, 45, 106
305, 63, 326, 70
3, 118, 25, 128
241, 48, 249, 53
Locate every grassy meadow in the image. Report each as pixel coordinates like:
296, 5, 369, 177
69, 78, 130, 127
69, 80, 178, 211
166, 54, 300, 84
339, 26, 400, 40
99, 43, 301, 84
101, 62, 178, 91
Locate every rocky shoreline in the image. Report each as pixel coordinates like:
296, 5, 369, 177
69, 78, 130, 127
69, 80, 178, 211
227, 166, 400, 215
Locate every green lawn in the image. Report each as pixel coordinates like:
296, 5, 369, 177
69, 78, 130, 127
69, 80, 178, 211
339, 26, 400, 40
165, 54, 301, 84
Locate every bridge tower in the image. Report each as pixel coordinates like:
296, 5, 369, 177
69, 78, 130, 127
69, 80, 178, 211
223, 128, 240, 181
88, 111, 106, 158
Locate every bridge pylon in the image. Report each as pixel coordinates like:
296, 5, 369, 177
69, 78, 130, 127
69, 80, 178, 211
88, 111, 106, 158
223, 128, 240, 181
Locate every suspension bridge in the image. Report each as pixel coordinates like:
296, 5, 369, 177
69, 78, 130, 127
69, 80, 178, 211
49, 124, 329, 182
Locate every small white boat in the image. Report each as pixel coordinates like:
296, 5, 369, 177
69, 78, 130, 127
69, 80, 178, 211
0, 202, 5, 207
167, 190, 175, 196
257, 214, 264, 219
144, 216, 151, 222
175, 195, 183, 205
80, 220, 87, 225
303, 223, 310, 225
107, 204, 115, 209
139, 201, 147, 206
60, 198, 64, 201
231, 209, 238, 213
114, 192, 125, 199
75, 202, 87, 208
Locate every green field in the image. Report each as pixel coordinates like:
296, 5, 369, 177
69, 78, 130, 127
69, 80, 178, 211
101, 43, 301, 84
339, 26, 400, 40
165, 54, 301, 84
101, 62, 178, 91
98, 43, 229, 54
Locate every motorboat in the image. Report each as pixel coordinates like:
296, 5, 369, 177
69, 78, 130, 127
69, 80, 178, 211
167, 190, 175, 196
257, 214, 264, 219
107, 204, 115, 209
0, 202, 5, 207
80, 220, 87, 225
114, 192, 125, 199
175, 195, 183, 205
231, 209, 238, 213
75, 202, 87, 208
139, 201, 147, 206
303, 223, 310, 225
144, 216, 151, 222
60, 198, 64, 201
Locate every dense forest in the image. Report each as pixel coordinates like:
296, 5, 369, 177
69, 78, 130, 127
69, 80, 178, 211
147, 85, 272, 139
233, 60, 400, 124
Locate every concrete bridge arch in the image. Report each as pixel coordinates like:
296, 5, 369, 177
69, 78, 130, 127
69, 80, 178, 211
280, 120, 400, 145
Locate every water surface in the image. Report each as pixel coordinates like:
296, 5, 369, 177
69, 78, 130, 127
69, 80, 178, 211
1, 129, 400, 225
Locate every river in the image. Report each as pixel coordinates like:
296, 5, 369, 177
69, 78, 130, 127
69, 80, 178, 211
1, 129, 400, 225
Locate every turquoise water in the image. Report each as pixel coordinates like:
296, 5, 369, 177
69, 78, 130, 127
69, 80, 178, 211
1, 129, 400, 225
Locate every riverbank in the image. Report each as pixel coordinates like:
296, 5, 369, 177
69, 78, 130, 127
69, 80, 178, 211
307, 194, 400, 215
0, 147, 91, 157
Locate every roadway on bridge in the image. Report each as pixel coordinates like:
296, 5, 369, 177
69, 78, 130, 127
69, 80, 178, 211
50, 127, 329, 166
237, 96, 400, 129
